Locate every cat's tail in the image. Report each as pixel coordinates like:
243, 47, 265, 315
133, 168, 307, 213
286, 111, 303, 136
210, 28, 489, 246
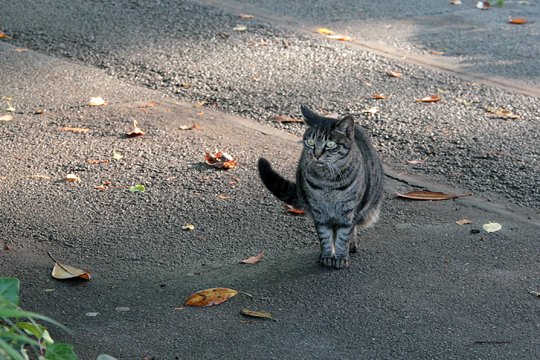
257, 158, 301, 208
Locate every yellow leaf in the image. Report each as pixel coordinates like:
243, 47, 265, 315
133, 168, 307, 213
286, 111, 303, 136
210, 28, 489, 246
482, 222, 502, 233
184, 288, 238, 307
316, 28, 335, 35
182, 223, 195, 231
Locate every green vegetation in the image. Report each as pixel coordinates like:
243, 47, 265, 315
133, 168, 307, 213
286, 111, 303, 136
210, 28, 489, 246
0, 277, 78, 360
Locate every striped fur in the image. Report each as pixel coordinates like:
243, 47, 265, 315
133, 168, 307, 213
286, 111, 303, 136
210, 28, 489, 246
258, 105, 383, 269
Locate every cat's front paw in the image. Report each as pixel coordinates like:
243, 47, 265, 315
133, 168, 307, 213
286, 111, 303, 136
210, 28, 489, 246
320, 256, 350, 269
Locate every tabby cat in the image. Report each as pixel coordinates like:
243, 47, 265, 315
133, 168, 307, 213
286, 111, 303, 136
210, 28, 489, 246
258, 105, 383, 269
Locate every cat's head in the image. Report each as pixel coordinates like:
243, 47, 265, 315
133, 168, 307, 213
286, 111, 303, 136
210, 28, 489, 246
300, 105, 355, 167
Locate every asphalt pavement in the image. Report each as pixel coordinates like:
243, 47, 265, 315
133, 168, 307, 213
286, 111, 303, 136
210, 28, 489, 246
1, 1, 539, 359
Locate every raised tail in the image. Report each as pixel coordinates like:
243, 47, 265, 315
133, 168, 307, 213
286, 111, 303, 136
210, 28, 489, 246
257, 158, 300, 207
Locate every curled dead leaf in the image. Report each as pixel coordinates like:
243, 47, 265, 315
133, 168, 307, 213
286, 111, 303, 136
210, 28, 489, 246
456, 219, 473, 225
0, 32, 12, 39
182, 223, 195, 231
371, 94, 386, 100
240, 251, 264, 264
396, 191, 472, 201
386, 70, 402, 78
205, 151, 238, 170
126, 120, 145, 137
48, 252, 91, 280
86, 159, 110, 165
184, 288, 238, 307
239, 14, 255, 19
416, 95, 442, 103
285, 204, 305, 215
65, 173, 81, 183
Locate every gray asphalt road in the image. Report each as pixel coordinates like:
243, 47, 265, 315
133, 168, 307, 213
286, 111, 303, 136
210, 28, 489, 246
1, 0, 539, 209
1, 1, 540, 359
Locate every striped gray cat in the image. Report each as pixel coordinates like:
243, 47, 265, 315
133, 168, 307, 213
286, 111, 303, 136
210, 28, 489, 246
258, 105, 383, 269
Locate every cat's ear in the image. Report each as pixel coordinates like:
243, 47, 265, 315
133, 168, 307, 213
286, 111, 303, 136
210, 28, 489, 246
300, 105, 334, 127
334, 115, 355, 138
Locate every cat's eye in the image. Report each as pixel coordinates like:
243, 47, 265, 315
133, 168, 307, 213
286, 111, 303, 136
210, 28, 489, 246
326, 141, 337, 149
305, 139, 315, 147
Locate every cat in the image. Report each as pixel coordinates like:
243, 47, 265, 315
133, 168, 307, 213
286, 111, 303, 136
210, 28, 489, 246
258, 105, 383, 269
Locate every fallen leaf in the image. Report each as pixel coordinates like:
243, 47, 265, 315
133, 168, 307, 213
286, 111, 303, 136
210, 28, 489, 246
482, 222, 502, 233
416, 95, 442, 103
285, 204, 305, 215
0, 114, 13, 121
5, 104, 15, 112
112, 151, 123, 160
65, 174, 81, 183
456, 219, 473, 225
371, 93, 386, 100
182, 223, 195, 231
406, 159, 426, 165
137, 101, 159, 108
450, 0, 462, 4
430, 51, 445, 55
240, 251, 264, 264
239, 14, 255, 19
86, 159, 109, 165
126, 120, 145, 137
396, 191, 472, 201
486, 107, 520, 119
13, 47, 28, 52
274, 115, 303, 123
88, 97, 106, 106
217, 194, 231, 200
179, 122, 201, 130
0, 32, 12, 39
317, 28, 335, 35
129, 184, 145, 193
205, 151, 238, 170
327, 34, 353, 41
48, 252, 91, 280
362, 107, 378, 115
34, 109, 46, 114
477, 1, 490, 9
184, 288, 238, 307
240, 308, 275, 321
386, 70, 402, 78
59, 127, 90, 133
95, 185, 108, 191
509, 18, 527, 24
85, 312, 99, 317
233, 25, 247, 32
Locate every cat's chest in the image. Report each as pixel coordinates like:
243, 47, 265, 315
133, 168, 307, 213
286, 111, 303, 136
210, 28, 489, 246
303, 185, 354, 221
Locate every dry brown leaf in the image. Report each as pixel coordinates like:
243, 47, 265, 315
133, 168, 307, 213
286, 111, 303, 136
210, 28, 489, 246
126, 120, 145, 137
456, 219, 473, 225
406, 159, 426, 165
48, 252, 91, 280
239, 14, 255, 19
416, 95, 442, 103
285, 204, 305, 215
184, 288, 238, 307
371, 94, 386, 100
317, 28, 335, 35
0, 114, 13, 121
205, 151, 238, 170
477, 1, 490, 10
430, 51, 445, 55
486, 107, 520, 120
217, 194, 231, 200
396, 190, 472, 201
59, 127, 90, 133
274, 115, 303, 123
137, 101, 159, 108
240, 251, 264, 265
450, 0, 462, 4
240, 308, 275, 321
508, 18, 527, 25
13, 47, 28, 52
34, 109, 46, 115
386, 70, 402, 78
0, 32, 12, 39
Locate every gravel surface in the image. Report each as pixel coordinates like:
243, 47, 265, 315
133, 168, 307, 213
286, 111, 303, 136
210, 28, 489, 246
1, 0, 539, 208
